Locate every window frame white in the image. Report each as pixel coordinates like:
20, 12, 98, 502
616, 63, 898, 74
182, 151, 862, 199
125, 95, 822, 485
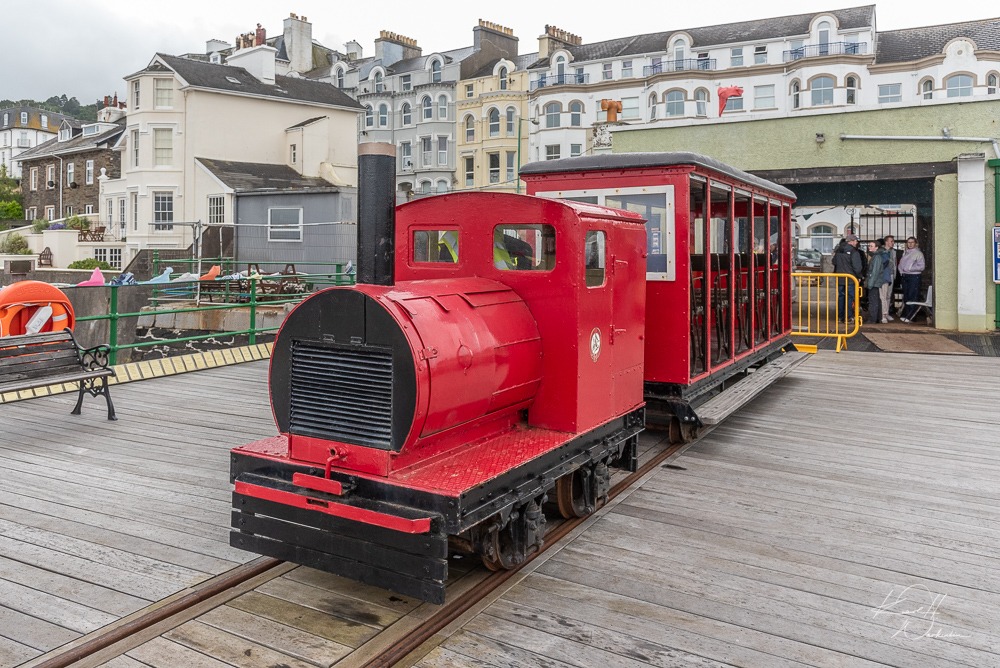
267, 207, 303, 242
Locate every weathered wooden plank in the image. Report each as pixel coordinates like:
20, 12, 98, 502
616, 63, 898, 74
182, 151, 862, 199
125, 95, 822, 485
126, 636, 233, 668
283, 566, 423, 614
0, 555, 145, 617
427, 628, 580, 668
196, 604, 352, 666
255, 576, 403, 627
0, 602, 80, 652
95, 655, 150, 668
0, 577, 117, 635
226, 591, 382, 648
0, 634, 39, 667
164, 619, 319, 668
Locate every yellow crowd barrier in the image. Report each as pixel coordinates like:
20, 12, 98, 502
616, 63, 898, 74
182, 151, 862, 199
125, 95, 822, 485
791, 272, 862, 353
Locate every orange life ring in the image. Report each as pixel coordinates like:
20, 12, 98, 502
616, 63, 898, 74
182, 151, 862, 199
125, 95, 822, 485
0, 281, 75, 337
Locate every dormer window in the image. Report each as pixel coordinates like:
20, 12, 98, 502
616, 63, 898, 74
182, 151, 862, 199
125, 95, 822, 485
498, 66, 508, 90
40, 115, 48, 128
83, 125, 100, 136
20, 112, 28, 124
336, 68, 346, 88
818, 20, 831, 55
373, 71, 384, 93
431, 59, 442, 83
59, 128, 71, 141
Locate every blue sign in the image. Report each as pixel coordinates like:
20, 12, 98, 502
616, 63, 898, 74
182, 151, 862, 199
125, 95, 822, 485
995, 227, 1000, 284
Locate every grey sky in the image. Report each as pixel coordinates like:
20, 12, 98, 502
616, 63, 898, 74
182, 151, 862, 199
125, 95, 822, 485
3, 1, 995, 104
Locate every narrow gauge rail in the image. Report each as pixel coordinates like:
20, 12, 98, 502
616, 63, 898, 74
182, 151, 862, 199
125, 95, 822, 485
26, 435, 688, 668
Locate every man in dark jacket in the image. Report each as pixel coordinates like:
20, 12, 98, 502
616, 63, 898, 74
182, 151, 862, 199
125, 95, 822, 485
832, 234, 863, 323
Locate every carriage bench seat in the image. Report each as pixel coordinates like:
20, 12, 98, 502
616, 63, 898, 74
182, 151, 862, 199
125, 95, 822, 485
0, 329, 117, 420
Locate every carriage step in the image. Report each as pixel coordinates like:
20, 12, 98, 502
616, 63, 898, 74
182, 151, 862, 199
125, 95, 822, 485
697, 351, 810, 425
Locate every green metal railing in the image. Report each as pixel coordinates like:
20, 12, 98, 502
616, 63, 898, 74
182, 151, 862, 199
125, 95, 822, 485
75, 269, 355, 365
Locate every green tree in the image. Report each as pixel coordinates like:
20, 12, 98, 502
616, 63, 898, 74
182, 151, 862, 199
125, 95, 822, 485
0, 201, 23, 220
0, 165, 20, 204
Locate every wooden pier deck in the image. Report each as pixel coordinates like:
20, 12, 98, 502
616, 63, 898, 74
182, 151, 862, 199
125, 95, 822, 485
1, 351, 998, 667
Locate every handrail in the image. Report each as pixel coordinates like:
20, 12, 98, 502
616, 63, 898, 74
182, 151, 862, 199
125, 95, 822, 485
791, 272, 862, 352
73, 271, 355, 365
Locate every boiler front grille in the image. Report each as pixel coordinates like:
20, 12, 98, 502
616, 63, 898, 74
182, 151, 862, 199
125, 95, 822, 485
289, 341, 393, 448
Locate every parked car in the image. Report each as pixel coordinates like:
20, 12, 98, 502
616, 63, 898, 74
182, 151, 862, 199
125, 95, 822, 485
795, 248, 822, 269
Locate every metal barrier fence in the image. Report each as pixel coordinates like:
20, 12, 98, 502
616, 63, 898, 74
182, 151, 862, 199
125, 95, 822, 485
791, 272, 862, 352
75, 270, 355, 365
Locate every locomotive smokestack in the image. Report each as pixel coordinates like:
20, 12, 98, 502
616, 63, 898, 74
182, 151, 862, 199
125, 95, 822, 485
357, 142, 397, 285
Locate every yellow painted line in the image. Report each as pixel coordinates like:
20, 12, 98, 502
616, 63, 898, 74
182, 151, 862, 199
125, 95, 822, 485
0, 344, 273, 404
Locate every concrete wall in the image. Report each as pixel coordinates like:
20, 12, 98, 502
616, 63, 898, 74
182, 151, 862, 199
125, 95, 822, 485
612, 99, 1000, 330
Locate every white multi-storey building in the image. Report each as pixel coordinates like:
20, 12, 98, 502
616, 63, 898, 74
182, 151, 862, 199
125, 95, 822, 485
1, 106, 74, 179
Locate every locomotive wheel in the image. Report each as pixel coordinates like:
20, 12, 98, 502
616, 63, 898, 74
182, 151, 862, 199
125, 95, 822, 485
555, 469, 595, 519
478, 499, 546, 571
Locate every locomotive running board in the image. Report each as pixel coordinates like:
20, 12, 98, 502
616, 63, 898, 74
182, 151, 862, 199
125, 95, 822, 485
696, 350, 809, 425
231, 477, 449, 604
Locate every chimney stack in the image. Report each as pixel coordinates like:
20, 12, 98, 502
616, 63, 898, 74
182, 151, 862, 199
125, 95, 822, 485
227, 43, 278, 84
375, 31, 421, 67
538, 24, 582, 58
283, 12, 314, 73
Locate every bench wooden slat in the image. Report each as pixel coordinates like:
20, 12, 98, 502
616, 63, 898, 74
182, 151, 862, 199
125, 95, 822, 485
0, 349, 80, 367
0, 368, 114, 394
0, 360, 89, 384
0, 331, 74, 347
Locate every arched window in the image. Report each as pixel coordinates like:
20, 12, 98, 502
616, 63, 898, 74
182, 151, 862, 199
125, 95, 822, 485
438, 95, 449, 120
544, 102, 561, 128
695, 89, 709, 116
488, 108, 500, 137
436, 179, 449, 193
506, 106, 516, 134
422, 96, 433, 120
811, 76, 834, 106
364, 104, 374, 128
809, 223, 835, 253
419, 180, 431, 194
817, 20, 831, 55
498, 66, 508, 90
378, 103, 388, 127
401, 102, 412, 125
921, 79, 934, 100
431, 59, 442, 83
336, 68, 345, 88
665, 90, 684, 116
569, 101, 582, 127
791, 81, 801, 109
672, 39, 685, 66
373, 71, 384, 93
648, 93, 658, 120
555, 55, 566, 83
946, 74, 973, 97
989, 74, 998, 95
464, 114, 475, 142
846, 76, 858, 104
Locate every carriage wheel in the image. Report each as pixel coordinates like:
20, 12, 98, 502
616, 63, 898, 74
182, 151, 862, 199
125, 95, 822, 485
555, 469, 595, 518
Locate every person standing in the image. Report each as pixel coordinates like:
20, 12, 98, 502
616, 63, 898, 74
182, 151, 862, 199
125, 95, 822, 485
865, 240, 889, 324
832, 234, 863, 323
898, 236, 926, 322
882, 235, 899, 319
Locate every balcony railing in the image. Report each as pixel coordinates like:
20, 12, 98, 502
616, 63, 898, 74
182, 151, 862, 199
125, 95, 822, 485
531, 73, 590, 91
643, 58, 717, 76
783, 41, 868, 62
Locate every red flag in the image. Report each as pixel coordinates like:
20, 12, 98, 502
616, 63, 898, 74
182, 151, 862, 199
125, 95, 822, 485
718, 86, 743, 116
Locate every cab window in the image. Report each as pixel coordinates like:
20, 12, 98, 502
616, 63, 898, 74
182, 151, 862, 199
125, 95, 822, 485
585, 231, 606, 287
413, 230, 458, 263
493, 225, 556, 271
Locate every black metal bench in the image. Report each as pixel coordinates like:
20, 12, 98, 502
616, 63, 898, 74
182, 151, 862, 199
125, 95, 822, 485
0, 330, 117, 420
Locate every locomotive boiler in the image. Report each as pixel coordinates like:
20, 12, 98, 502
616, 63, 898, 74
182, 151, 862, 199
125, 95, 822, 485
231, 144, 648, 603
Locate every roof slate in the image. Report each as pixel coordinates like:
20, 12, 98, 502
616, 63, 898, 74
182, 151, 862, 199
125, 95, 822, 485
529, 5, 875, 68
197, 158, 339, 192
15, 122, 125, 161
154, 54, 363, 109
876, 17, 1000, 63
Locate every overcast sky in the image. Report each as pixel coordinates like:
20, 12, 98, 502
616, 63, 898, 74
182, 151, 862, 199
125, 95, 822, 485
3, 1, 996, 104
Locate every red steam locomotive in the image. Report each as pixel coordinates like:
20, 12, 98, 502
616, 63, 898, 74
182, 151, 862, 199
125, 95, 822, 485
230, 147, 798, 603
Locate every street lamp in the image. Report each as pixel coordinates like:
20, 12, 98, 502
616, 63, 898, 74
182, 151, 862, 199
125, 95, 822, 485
516, 117, 540, 194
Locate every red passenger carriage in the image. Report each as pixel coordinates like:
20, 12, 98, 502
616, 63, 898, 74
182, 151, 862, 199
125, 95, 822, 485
520, 152, 797, 436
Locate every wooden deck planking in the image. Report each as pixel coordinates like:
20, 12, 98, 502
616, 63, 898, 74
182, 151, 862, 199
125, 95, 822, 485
413, 352, 1000, 668
0, 360, 275, 666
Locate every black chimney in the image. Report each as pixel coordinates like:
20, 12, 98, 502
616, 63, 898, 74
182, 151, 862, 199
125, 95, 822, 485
356, 142, 396, 286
